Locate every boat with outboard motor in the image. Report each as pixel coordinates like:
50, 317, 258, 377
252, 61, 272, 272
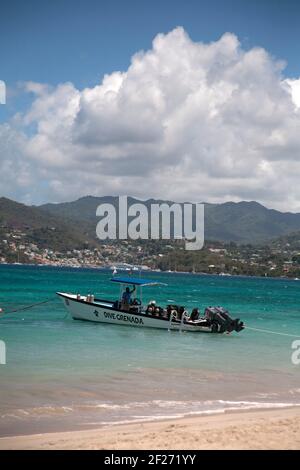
57, 277, 244, 333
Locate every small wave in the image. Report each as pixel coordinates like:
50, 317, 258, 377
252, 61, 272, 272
288, 388, 300, 396
85, 401, 300, 427
3, 399, 299, 424
1, 405, 74, 419
255, 392, 280, 399
99, 415, 187, 426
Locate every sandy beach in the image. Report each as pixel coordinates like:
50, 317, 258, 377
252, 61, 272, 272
0, 407, 300, 450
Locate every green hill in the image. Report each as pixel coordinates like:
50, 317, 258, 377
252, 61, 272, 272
0, 197, 97, 251
2, 195, 300, 248
40, 196, 300, 244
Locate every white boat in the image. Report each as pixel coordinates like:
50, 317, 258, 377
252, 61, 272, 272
57, 277, 244, 334
110, 263, 139, 272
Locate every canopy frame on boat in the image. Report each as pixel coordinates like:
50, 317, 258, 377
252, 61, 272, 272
110, 277, 167, 287
111, 277, 167, 308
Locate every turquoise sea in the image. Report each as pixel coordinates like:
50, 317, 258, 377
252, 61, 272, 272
0, 264, 300, 437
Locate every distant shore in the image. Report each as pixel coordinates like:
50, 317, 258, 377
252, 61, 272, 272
1, 407, 300, 450
0, 262, 299, 281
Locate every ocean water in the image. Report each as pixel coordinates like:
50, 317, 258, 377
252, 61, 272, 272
0, 264, 300, 437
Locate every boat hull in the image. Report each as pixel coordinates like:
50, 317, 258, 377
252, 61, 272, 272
57, 293, 213, 333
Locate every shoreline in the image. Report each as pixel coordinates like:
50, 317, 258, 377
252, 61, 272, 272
1, 406, 300, 450
0, 262, 298, 281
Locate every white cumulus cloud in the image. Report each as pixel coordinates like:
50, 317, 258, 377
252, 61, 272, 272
2, 27, 300, 210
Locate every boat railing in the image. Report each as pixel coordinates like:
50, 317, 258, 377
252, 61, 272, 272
168, 313, 173, 331
168, 312, 177, 331
167, 309, 188, 332
180, 312, 185, 332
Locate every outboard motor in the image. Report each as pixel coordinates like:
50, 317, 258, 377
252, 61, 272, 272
204, 306, 244, 333
215, 307, 244, 333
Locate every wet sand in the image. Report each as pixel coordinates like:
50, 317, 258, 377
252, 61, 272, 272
0, 407, 300, 450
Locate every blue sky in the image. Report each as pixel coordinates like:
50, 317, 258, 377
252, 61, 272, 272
1, 0, 300, 89
1, 0, 300, 123
1, 0, 300, 209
